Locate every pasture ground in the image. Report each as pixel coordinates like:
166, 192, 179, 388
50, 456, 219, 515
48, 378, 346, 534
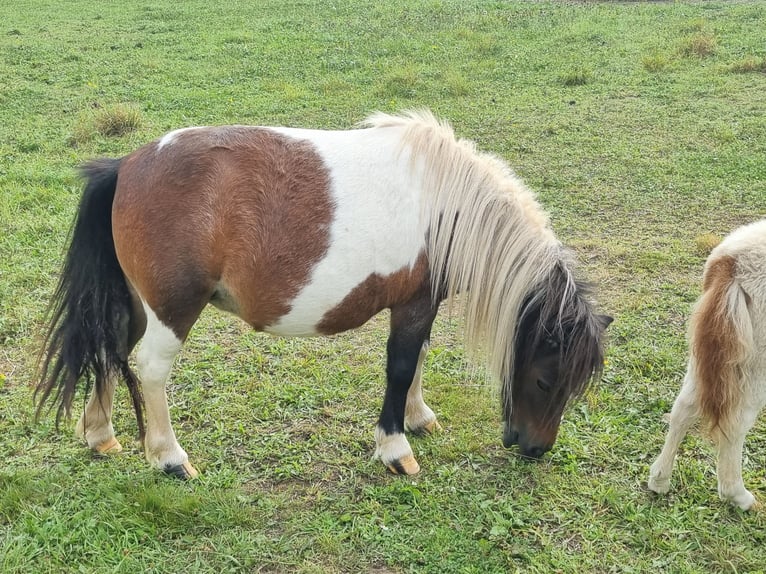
1, 1, 765, 572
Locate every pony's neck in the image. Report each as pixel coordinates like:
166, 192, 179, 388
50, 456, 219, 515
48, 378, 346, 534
393, 113, 561, 382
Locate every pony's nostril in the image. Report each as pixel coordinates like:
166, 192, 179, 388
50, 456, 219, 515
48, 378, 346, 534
502, 429, 519, 448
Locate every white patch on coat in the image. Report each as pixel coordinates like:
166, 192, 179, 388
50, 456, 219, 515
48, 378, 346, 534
157, 126, 206, 149
263, 126, 428, 336
136, 301, 189, 469
136, 302, 183, 381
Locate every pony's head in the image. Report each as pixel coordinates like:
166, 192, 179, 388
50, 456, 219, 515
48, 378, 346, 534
502, 262, 612, 458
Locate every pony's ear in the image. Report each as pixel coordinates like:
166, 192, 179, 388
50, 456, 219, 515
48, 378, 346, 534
597, 314, 614, 331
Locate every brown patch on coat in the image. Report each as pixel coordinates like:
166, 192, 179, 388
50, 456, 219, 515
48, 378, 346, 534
691, 254, 744, 432
317, 253, 430, 334
112, 126, 334, 338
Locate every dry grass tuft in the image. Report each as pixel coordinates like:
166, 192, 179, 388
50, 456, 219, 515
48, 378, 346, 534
694, 233, 722, 256
727, 56, 766, 74
68, 103, 143, 146
559, 66, 592, 86
680, 32, 717, 58
642, 53, 670, 72
93, 103, 143, 137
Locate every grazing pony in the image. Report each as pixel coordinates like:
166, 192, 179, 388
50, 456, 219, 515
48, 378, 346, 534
649, 219, 766, 510
36, 110, 610, 479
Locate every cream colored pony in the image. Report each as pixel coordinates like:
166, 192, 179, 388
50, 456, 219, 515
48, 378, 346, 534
649, 219, 766, 510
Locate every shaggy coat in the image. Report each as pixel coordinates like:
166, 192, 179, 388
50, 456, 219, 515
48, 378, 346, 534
648, 219, 766, 510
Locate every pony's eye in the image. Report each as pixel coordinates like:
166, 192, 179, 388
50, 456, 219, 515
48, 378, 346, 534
537, 379, 552, 393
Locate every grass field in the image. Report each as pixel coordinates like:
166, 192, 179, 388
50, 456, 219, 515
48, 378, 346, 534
2, 1, 766, 572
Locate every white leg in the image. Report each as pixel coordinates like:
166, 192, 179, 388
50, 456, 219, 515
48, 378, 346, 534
75, 374, 122, 454
404, 343, 441, 434
716, 404, 759, 510
136, 304, 197, 478
648, 367, 700, 494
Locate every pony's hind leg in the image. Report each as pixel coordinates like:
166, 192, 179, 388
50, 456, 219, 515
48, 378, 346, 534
715, 403, 760, 510
404, 342, 441, 435
375, 297, 438, 476
137, 302, 198, 479
75, 287, 146, 455
76, 375, 122, 454
648, 366, 700, 494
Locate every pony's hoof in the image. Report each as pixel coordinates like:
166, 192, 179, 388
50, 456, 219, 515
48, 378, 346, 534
164, 461, 199, 480
93, 437, 123, 456
407, 418, 442, 436
647, 475, 670, 495
386, 454, 420, 476
726, 490, 757, 511
422, 419, 442, 434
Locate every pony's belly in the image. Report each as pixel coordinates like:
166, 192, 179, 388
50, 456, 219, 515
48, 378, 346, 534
262, 311, 325, 337
259, 272, 377, 336
262, 256, 428, 337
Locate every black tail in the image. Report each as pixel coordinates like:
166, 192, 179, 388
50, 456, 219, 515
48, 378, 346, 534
36, 158, 145, 438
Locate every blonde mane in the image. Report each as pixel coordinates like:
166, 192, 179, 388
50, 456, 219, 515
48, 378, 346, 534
364, 110, 564, 383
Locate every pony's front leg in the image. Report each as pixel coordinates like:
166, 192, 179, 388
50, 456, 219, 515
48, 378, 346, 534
136, 309, 197, 479
404, 342, 441, 435
715, 405, 759, 510
648, 368, 699, 494
75, 374, 122, 454
376, 298, 437, 475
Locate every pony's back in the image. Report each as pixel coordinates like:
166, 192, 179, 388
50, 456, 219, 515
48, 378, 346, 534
691, 219, 766, 432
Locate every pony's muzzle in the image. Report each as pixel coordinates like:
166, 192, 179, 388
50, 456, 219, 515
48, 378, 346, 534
520, 445, 549, 459
502, 426, 551, 459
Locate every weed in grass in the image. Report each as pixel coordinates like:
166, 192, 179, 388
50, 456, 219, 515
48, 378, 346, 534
642, 53, 670, 72
559, 66, 592, 86
712, 123, 736, 144
680, 32, 717, 58
727, 55, 766, 74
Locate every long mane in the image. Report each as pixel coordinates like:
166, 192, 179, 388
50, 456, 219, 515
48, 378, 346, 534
364, 110, 564, 384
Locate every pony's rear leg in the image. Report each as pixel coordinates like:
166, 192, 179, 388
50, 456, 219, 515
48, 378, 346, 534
75, 376, 122, 454
137, 303, 197, 479
404, 342, 441, 435
648, 367, 699, 494
715, 405, 760, 510
375, 297, 437, 476
75, 287, 146, 455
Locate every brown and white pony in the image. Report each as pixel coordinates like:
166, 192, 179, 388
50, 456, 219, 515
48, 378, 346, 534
649, 219, 766, 510
37, 110, 610, 479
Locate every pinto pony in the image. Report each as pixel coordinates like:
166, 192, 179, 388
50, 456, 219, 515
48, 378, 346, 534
649, 219, 766, 510
36, 111, 610, 479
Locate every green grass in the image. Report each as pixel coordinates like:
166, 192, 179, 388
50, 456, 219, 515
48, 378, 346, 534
2, 1, 766, 572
